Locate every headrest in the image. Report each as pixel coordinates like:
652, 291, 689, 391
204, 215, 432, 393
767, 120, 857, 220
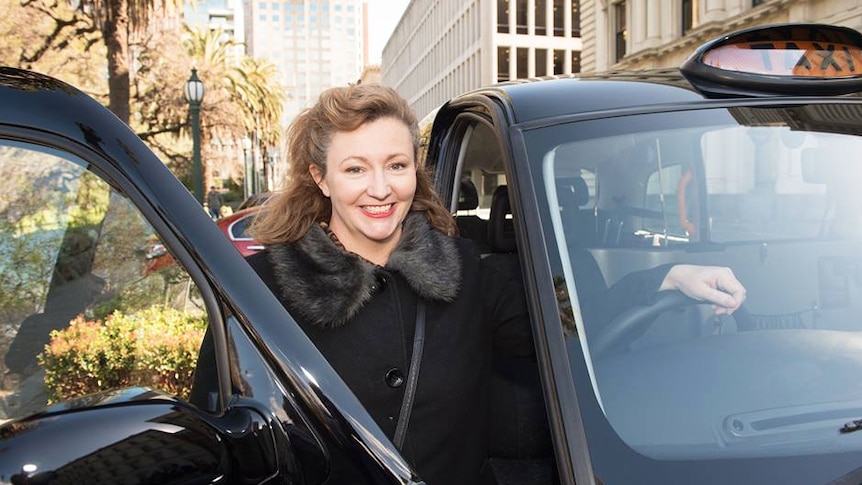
487, 185, 517, 253
458, 179, 480, 211
557, 176, 589, 208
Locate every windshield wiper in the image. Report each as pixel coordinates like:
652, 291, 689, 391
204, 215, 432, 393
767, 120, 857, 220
840, 419, 862, 433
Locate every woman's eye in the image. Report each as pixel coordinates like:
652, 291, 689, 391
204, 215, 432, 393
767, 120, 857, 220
345, 166, 364, 174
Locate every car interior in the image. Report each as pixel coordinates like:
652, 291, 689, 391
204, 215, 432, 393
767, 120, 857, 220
444, 119, 558, 485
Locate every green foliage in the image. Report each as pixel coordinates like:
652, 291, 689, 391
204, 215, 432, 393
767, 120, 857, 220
1, 3, 285, 193
221, 178, 243, 204
39, 306, 206, 403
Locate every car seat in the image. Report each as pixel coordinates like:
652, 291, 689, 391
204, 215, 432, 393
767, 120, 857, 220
456, 178, 490, 251
556, 175, 599, 247
487, 184, 518, 253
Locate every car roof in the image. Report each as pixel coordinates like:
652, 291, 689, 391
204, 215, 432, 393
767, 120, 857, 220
446, 66, 862, 128
444, 69, 703, 125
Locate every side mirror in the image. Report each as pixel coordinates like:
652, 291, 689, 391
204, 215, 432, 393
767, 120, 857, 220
0, 388, 278, 484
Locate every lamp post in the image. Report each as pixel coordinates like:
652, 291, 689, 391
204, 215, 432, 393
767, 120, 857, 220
184, 68, 205, 203
242, 136, 252, 199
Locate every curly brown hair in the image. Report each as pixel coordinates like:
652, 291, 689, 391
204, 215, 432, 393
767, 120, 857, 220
249, 83, 455, 244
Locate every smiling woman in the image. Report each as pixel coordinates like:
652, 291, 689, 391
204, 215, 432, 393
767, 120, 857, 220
244, 83, 534, 485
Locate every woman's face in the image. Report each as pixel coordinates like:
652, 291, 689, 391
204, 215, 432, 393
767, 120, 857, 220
311, 116, 416, 261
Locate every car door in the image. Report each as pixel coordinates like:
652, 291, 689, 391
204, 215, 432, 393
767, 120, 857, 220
0, 137, 289, 483
0, 69, 420, 485
423, 96, 597, 485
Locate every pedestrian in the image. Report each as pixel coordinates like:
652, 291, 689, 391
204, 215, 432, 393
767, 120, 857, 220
206, 185, 224, 219
245, 83, 745, 484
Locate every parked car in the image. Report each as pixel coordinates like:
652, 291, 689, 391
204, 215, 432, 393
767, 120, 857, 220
236, 191, 273, 211
217, 207, 263, 257
3, 23, 862, 485
144, 206, 262, 275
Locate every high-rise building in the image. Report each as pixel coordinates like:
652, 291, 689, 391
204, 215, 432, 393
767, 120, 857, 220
244, 0, 366, 126
382, 0, 582, 119
185, 0, 243, 40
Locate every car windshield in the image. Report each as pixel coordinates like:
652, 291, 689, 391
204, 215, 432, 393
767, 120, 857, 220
526, 104, 862, 483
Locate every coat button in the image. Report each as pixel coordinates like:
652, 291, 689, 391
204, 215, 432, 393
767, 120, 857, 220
385, 368, 404, 388
374, 273, 388, 292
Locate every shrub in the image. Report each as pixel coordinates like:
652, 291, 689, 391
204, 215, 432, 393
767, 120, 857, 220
39, 306, 206, 403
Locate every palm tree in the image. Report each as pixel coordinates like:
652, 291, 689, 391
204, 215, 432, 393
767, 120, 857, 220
78, 0, 184, 124
182, 27, 285, 191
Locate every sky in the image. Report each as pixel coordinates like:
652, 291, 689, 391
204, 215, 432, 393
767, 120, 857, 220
365, 0, 410, 63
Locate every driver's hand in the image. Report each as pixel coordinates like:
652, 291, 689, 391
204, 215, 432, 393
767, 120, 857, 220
659, 265, 747, 315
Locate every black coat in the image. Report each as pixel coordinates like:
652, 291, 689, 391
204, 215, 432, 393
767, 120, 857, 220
246, 212, 532, 485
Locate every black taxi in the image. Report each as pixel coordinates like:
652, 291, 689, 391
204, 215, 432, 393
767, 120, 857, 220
3, 22, 862, 485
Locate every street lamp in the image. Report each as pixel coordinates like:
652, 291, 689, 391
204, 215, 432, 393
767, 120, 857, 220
184, 68, 205, 203
242, 136, 252, 199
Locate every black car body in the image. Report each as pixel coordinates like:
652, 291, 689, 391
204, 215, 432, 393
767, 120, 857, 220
4, 23, 862, 485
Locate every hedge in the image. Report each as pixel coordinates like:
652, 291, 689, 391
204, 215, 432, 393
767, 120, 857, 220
38, 306, 207, 403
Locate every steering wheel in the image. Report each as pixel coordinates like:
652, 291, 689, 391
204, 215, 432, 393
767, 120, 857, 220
590, 290, 752, 359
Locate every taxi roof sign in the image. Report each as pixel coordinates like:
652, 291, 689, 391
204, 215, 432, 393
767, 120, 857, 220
681, 23, 862, 97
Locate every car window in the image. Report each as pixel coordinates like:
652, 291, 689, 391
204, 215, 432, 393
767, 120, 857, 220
0, 140, 210, 423
229, 214, 253, 240
528, 105, 862, 464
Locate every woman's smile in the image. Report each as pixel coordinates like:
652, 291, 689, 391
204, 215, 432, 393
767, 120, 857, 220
362, 203, 396, 216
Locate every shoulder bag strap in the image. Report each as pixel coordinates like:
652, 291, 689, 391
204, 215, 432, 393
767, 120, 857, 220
393, 298, 426, 450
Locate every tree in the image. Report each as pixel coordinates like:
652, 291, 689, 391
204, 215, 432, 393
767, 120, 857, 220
0, 0, 104, 96
79, 0, 184, 124
1, 2, 285, 196
133, 26, 285, 191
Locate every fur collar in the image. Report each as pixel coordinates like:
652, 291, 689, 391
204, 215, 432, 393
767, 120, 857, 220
265, 212, 462, 328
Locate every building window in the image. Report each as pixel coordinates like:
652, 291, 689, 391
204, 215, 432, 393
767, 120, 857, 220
614, 1, 627, 62
517, 47, 529, 78
753, 0, 764, 5
682, 0, 697, 35
571, 0, 580, 36
497, 46, 510, 82
516, 0, 528, 34
553, 49, 564, 74
536, 48, 548, 76
553, 0, 564, 37
535, 0, 547, 35
571, 50, 581, 73
497, 0, 509, 33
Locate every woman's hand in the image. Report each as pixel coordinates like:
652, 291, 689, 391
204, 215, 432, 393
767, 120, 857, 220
659, 265, 747, 315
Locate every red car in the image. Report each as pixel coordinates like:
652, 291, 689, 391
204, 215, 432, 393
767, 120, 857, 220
144, 207, 262, 275
216, 207, 263, 257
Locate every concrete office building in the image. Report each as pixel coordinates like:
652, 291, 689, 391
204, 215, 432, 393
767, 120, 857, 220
185, 0, 244, 45
583, 0, 862, 73
244, 0, 366, 124
382, 0, 583, 119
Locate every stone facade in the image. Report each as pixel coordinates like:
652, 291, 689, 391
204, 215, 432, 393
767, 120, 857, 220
586, 0, 862, 73
382, 0, 582, 119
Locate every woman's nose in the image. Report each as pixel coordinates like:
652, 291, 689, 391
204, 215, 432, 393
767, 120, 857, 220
367, 169, 392, 198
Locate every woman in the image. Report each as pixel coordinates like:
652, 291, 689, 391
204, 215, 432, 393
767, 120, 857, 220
248, 84, 531, 484
246, 84, 746, 484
